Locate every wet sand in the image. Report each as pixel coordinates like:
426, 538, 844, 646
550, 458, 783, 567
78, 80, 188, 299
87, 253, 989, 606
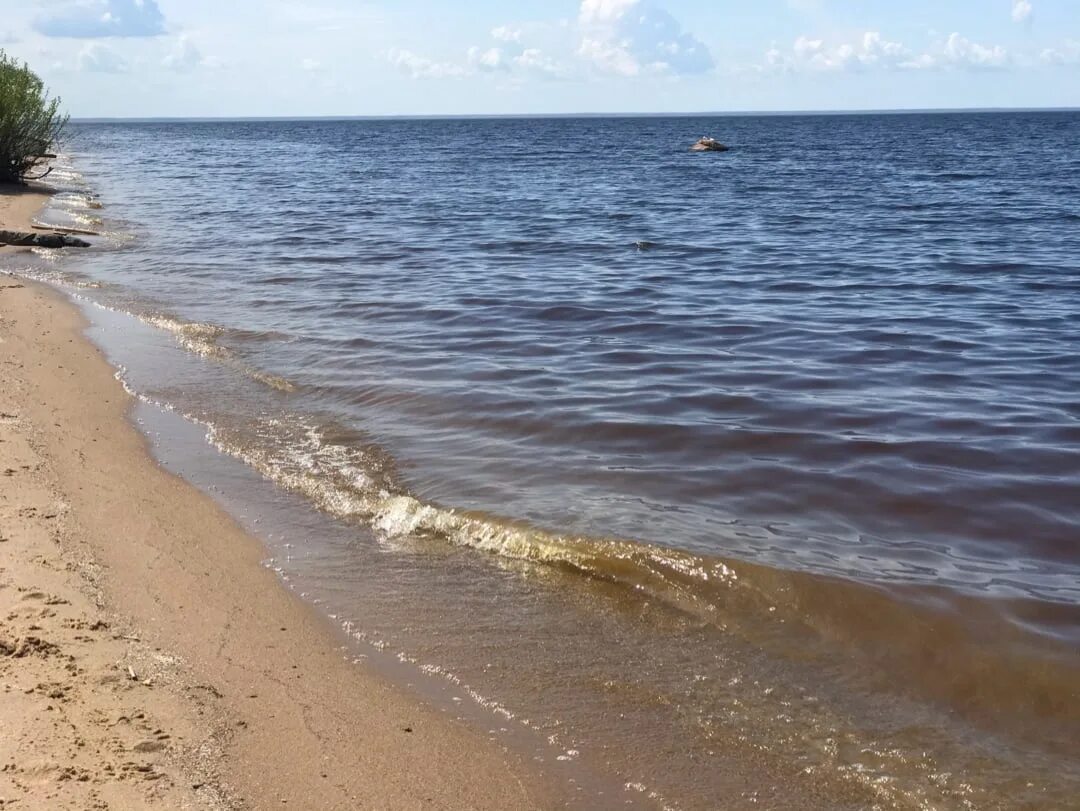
0, 187, 547, 809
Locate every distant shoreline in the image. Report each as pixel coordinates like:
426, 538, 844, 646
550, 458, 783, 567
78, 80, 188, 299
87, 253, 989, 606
69, 106, 1080, 124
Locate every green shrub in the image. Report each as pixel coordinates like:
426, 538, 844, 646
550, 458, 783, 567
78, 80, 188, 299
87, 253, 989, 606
0, 50, 68, 184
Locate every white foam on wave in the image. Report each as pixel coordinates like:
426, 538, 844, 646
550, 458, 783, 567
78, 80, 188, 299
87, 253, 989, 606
139, 312, 295, 392
79, 295, 297, 393
199, 415, 741, 625
142, 314, 230, 360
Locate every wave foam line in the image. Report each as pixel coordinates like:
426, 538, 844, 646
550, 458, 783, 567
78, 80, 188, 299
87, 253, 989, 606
202, 418, 741, 620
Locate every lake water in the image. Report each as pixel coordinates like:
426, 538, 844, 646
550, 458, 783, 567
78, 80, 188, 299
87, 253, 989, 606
12, 112, 1080, 809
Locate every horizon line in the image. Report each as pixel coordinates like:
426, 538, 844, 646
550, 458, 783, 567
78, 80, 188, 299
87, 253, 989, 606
69, 105, 1080, 123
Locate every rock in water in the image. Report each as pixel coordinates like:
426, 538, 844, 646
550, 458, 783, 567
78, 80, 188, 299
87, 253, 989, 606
0, 230, 37, 246
34, 233, 91, 249
0, 230, 90, 249
690, 137, 729, 152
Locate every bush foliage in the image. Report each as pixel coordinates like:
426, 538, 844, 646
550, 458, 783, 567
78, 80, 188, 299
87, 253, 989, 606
0, 50, 67, 184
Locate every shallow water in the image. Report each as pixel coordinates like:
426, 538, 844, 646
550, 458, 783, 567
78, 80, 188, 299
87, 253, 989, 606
10, 112, 1080, 808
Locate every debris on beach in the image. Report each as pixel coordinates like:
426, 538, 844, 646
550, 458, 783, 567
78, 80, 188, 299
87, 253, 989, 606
0, 229, 91, 249
690, 137, 729, 152
31, 220, 100, 236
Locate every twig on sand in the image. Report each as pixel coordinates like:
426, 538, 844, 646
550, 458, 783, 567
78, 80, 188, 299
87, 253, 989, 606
30, 221, 100, 237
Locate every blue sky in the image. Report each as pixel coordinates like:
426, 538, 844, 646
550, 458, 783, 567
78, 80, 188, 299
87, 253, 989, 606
0, 1, 1077, 117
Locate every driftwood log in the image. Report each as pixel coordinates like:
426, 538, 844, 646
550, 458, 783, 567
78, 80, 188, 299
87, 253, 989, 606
0, 229, 90, 248
31, 221, 99, 236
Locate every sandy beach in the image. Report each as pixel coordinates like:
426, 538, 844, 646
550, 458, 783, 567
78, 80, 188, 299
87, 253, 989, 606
0, 188, 546, 809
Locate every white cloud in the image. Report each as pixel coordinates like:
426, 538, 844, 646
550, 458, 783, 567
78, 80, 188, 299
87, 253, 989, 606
162, 35, 206, 72
78, 42, 129, 73
577, 0, 713, 76
938, 32, 1009, 69
387, 2, 707, 84
466, 42, 567, 78
301, 58, 324, 72
396, 24, 569, 81
463, 24, 570, 79
578, 36, 642, 75
513, 48, 565, 78
36, 0, 167, 39
578, 0, 635, 25
769, 31, 911, 72
467, 46, 506, 72
491, 26, 522, 43
387, 49, 466, 79
763, 31, 1009, 73
1041, 40, 1080, 65
1011, 1, 1033, 23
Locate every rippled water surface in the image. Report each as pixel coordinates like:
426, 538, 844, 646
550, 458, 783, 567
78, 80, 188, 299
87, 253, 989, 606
13, 113, 1080, 809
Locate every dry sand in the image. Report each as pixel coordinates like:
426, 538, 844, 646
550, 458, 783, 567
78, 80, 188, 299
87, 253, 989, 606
0, 187, 548, 810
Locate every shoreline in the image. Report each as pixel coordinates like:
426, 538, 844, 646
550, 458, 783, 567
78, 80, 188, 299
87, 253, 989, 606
0, 187, 548, 809
6, 130, 1077, 806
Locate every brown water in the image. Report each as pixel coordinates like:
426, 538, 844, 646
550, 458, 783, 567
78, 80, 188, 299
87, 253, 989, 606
7, 112, 1080, 808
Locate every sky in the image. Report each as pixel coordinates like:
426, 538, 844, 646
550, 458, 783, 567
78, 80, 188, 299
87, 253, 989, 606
0, 1, 1077, 118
